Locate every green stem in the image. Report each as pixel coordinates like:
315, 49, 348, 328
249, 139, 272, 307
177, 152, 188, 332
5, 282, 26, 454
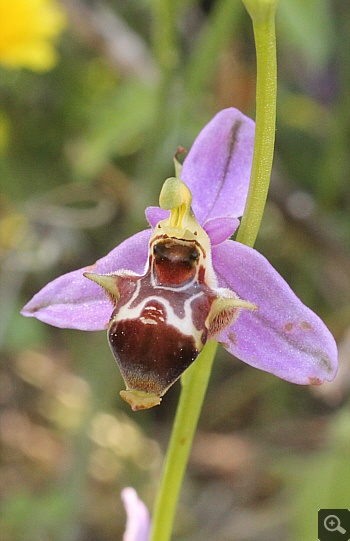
184, 0, 243, 99
236, 15, 277, 247
149, 5, 278, 540
149, 340, 218, 541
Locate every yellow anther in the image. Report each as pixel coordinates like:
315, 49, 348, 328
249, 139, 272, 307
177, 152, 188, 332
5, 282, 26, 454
159, 177, 192, 230
151, 178, 210, 264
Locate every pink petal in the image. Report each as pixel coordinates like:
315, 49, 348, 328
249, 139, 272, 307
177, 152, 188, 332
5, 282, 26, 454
212, 241, 338, 385
145, 207, 238, 246
121, 488, 151, 541
145, 206, 169, 228
21, 230, 152, 330
203, 217, 240, 245
181, 108, 255, 224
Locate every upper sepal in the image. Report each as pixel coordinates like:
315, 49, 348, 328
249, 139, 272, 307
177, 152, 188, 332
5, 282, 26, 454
181, 108, 255, 224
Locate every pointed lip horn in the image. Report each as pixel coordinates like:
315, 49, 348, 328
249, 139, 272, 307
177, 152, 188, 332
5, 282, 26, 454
230, 299, 258, 310
83, 272, 120, 299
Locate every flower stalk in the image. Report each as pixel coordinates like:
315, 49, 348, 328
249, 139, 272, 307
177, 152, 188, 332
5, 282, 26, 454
236, 5, 278, 247
150, 2, 279, 539
149, 340, 218, 541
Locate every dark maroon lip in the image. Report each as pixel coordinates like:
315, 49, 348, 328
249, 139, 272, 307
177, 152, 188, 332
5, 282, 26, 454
92, 224, 245, 409
152, 238, 201, 286
150, 234, 206, 258
106, 261, 213, 401
109, 313, 202, 397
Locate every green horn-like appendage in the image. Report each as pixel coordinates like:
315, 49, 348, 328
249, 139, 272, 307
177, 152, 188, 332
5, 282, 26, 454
206, 294, 258, 340
84, 272, 120, 300
209, 296, 258, 316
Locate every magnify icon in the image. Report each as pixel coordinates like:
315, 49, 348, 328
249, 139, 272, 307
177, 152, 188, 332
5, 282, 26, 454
324, 515, 346, 534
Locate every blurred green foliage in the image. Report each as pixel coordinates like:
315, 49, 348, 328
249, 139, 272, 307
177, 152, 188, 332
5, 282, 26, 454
0, 0, 349, 540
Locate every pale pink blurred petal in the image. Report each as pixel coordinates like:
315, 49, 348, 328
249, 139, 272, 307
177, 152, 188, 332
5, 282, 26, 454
121, 488, 151, 541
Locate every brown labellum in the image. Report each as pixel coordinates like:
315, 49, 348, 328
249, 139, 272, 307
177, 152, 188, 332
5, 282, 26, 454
105, 238, 214, 410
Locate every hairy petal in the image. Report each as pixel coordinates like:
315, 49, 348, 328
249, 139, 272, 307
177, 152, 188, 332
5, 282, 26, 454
181, 108, 255, 224
21, 230, 152, 331
203, 217, 240, 245
145, 206, 169, 228
212, 241, 338, 385
121, 488, 150, 541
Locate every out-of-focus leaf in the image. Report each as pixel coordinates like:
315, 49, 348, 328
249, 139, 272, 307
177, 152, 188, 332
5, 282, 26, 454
278, 94, 330, 136
288, 408, 350, 541
0, 489, 78, 541
185, 0, 243, 99
5, 302, 50, 352
278, 0, 335, 70
71, 81, 157, 179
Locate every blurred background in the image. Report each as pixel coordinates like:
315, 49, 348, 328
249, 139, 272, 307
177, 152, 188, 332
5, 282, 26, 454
0, 0, 349, 540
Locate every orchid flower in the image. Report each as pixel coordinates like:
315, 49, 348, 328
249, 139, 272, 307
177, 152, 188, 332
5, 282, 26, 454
121, 488, 150, 541
21, 108, 338, 410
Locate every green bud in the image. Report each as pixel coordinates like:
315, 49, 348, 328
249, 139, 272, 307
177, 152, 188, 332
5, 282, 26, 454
241, 0, 279, 22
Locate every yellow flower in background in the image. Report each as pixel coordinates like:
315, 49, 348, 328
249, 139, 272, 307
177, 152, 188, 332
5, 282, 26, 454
0, 0, 66, 71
